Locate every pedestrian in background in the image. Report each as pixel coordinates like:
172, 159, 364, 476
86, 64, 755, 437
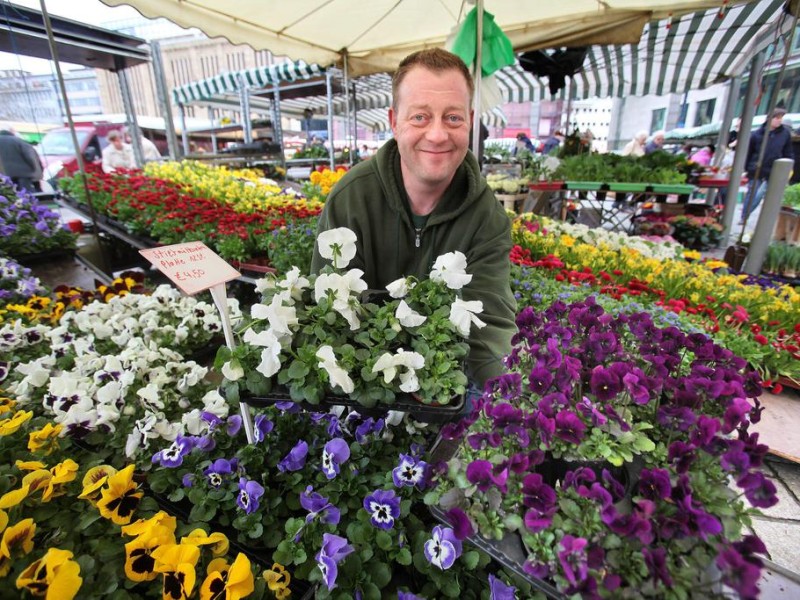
621, 130, 648, 157
0, 122, 43, 192
101, 130, 134, 174
644, 130, 665, 154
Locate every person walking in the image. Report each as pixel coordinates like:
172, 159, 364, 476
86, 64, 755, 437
621, 131, 648, 157
741, 107, 794, 225
0, 122, 43, 192
644, 130, 665, 154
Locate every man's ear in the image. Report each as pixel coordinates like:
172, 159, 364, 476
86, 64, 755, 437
388, 107, 397, 135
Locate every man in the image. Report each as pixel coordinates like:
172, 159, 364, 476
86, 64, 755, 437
644, 130, 665, 154
0, 122, 43, 192
541, 130, 564, 155
123, 127, 161, 162
311, 48, 516, 388
101, 130, 134, 173
742, 107, 794, 224
514, 131, 536, 156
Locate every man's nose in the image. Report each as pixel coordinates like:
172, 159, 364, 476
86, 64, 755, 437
425, 119, 449, 143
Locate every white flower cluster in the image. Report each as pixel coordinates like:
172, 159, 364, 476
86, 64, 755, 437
224, 228, 484, 399
543, 219, 684, 261
3, 285, 234, 458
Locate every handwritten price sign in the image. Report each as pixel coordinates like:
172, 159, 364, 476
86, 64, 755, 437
139, 242, 241, 295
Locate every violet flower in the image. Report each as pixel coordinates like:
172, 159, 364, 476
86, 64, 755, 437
203, 458, 235, 488
321, 438, 351, 479
237, 477, 264, 514
316, 533, 354, 590
557, 535, 589, 586
151, 436, 193, 468
444, 507, 475, 541
300, 485, 340, 525
254, 414, 274, 443
424, 526, 462, 570
277, 440, 309, 472
392, 454, 429, 489
488, 573, 517, 600
363, 489, 401, 529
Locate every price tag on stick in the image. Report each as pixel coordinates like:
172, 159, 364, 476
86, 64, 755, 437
139, 242, 256, 444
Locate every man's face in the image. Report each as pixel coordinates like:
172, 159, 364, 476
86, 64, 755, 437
654, 134, 665, 146
389, 66, 472, 190
771, 114, 784, 130
111, 137, 123, 150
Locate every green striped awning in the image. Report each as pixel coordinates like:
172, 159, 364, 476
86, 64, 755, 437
494, 0, 784, 101
172, 60, 326, 105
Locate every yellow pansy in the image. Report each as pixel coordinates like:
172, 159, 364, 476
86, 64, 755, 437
263, 562, 291, 599
0, 410, 33, 436
97, 464, 142, 525
200, 553, 254, 600
152, 543, 200, 599
15, 460, 47, 471
0, 397, 15, 415
15, 547, 82, 599
121, 510, 177, 539
79, 465, 117, 504
180, 529, 229, 557
28, 422, 64, 455
41, 459, 79, 502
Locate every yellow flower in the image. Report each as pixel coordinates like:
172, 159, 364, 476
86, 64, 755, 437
152, 543, 201, 599
0, 410, 33, 436
97, 464, 143, 525
263, 562, 291, 599
0, 397, 15, 415
181, 529, 229, 557
121, 510, 177, 540
200, 553, 254, 600
28, 422, 64, 455
79, 465, 117, 505
0, 518, 36, 576
14, 460, 45, 472
41, 459, 79, 502
15, 547, 82, 599
0, 510, 7, 534
124, 524, 176, 583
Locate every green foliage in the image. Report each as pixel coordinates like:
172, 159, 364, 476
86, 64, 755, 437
553, 151, 690, 184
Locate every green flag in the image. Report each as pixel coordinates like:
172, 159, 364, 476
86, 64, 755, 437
451, 7, 515, 77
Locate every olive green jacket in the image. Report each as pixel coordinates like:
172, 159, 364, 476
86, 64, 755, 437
311, 139, 517, 385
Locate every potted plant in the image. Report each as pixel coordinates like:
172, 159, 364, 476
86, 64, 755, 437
431, 297, 776, 599
669, 215, 723, 250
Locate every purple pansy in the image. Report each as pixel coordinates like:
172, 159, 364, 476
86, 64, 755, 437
237, 477, 264, 514
466, 460, 508, 493
637, 468, 672, 501
151, 436, 193, 468
203, 458, 235, 488
254, 414, 274, 442
363, 489, 401, 529
321, 438, 351, 479
554, 410, 586, 444
226, 414, 242, 436
392, 454, 429, 489
316, 533, 354, 590
488, 573, 517, 600
444, 508, 475, 541
398, 592, 426, 600
278, 440, 309, 472
558, 535, 589, 586
300, 486, 340, 525
424, 525, 462, 570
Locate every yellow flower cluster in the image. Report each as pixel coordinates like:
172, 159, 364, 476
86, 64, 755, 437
512, 219, 800, 328
308, 167, 348, 198
145, 160, 322, 214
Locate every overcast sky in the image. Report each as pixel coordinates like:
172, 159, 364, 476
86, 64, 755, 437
0, 0, 152, 73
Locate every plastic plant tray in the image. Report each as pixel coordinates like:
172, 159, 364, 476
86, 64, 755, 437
528, 181, 565, 192
647, 183, 696, 195
606, 182, 649, 193
239, 388, 465, 424
565, 181, 605, 191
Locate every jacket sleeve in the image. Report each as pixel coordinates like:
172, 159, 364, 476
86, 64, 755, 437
783, 130, 795, 161
461, 200, 517, 387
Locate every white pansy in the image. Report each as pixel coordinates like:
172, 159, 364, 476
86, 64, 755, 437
316, 345, 354, 394
221, 359, 244, 381
396, 301, 427, 327
137, 383, 165, 409
430, 251, 472, 289
256, 338, 283, 378
372, 352, 397, 383
317, 227, 358, 268
399, 369, 420, 393
314, 272, 350, 304
394, 349, 425, 370
252, 294, 298, 338
254, 276, 277, 294
448, 298, 486, 337
277, 266, 311, 302
386, 277, 410, 298
371, 349, 424, 391
182, 409, 206, 435
200, 389, 228, 417
243, 327, 281, 348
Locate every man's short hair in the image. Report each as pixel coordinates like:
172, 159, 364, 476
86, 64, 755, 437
392, 48, 474, 111
107, 130, 122, 142
773, 107, 788, 118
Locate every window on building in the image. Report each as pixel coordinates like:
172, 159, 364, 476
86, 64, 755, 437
651, 108, 666, 132
677, 103, 689, 128
694, 99, 716, 127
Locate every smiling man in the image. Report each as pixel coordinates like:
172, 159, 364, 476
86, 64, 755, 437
311, 48, 516, 387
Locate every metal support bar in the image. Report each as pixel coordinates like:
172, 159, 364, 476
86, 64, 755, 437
208, 107, 218, 153
326, 70, 335, 171
150, 40, 179, 160
239, 75, 253, 144
743, 159, 793, 275
115, 57, 144, 167
471, 2, 484, 159
271, 83, 285, 171
179, 103, 190, 156
707, 77, 740, 206
721, 51, 764, 244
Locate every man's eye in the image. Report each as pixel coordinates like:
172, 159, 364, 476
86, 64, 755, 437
447, 115, 465, 124
412, 115, 427, 122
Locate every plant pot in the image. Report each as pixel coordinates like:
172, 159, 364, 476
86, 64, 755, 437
230, 257, 276, 274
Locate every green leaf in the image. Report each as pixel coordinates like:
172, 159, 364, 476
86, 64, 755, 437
189, 501, 216, 523
461, 550, 480, 570
367, 562, 391, 588
288, 359, 310, 380
375, 530, 393, 551
396, 547, 412, 565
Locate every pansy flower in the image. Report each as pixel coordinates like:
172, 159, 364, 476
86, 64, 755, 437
263, 563, 291, 599
430, 251, 472, 289
15, 547, 81, 599
199, 554, 254, 600
151, 543, 201, 600
392, 454, 429, 489
317, 227, 357, 268
363, 489, 401, 529
151, 436, 194, 468
204, 459, 235, 488
254, 414, 274, 443
237, 478, 265, 514
424, 525, 462, 570
488, 573, 517, 600
315, 533, 354, 590
321, 438, 350, 479
300, 486, 340, 525
278, 440, 308, 472
97, 464, 143, 525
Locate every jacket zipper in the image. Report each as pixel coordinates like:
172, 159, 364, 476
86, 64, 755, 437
414, 227, 422, 248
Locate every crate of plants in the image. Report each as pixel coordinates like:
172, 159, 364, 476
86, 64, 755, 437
216, 227, 483, 424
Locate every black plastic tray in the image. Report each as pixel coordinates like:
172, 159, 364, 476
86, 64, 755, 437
239, 388, 465, 424
429, 506, 565, 599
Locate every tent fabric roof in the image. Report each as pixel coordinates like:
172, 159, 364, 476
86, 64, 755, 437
493, 0, 785, 101
172, 60, 326, 104
101, 0, 760, 77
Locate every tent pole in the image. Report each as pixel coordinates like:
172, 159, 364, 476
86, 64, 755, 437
179, 102, 190, 156
471, 0, 484, 159
343, 52, 353, 167
705, 76, 740, 206
326, 70, 335, 171
39, 0, 109, 275
208, 107, 218, 154
239, 75, 253, 144
720, 51, 764, 245
352, 81, 358, 162
151, 40, 179, 160
116, 57, 144, 167
272, 82, 285, 171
